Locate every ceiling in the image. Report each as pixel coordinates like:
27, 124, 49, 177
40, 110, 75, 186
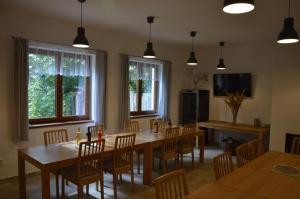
3, 0, 300, 46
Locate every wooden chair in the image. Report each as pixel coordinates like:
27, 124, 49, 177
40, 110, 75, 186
61, 140, 105, 199
153, 169, 189, 199
44, 129, 68, 146
248, 139, 264, 159
150, 118, 168, 131
291, 137, 300, 154
213, 152, 234, 180
103, 134, 136, 199
178, 126, 196, 169
88, 125, 104, 138
235, 143, 252, 168
154, 127, 180, 174
123, 121, 143, 174
43, 129, 68, 199
124, 121, 140, 132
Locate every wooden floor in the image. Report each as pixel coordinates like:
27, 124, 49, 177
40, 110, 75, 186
0, 148, 222, 199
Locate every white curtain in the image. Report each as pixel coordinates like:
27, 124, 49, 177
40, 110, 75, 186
158, 60, 171, 122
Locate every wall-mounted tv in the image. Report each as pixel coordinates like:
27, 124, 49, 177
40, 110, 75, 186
213, 73, 252, 97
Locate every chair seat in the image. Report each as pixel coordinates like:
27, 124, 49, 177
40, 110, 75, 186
178, 145, 194, 154
60, 165, 102, 185
103, 157, 131, 172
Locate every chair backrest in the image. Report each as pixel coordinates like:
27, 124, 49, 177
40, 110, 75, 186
291, 137, 300, 154
124, 121, 140, 132
153, 169, 189, 199
236, 143, 252, 168
113, 134, 136, 168
180, 126, 196, 149
77, 140, 105, 178
43, 129, 68, 146
163, 127, 180, 154
150, 118, 168, 131
248, 139, 264, 159
213, 152, 234, 180
88, 125, 104, 138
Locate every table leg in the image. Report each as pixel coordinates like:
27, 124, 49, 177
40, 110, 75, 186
41, 168, 50, 199
18, 151, 26, 199
143, 143, 153, 185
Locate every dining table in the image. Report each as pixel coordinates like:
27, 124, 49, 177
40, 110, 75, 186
184, 151, 300, 199
18, 127, 205, 199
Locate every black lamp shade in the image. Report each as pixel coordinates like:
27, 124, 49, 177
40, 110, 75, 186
143, 42, 156, 58
277, 17, 299, 44
73, 27, 90, 48
187, 52, 198, 66
217, 58, 226, 70
223, 0, 255, 14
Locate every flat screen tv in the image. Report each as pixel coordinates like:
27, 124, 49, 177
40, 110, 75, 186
213, 73, 252, 97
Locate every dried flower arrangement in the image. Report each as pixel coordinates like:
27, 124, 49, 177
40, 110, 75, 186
224, 89, 246, 124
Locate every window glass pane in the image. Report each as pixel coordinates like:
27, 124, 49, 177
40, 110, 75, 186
62, 55, 89, 116
129, 64, 139, 112
28, 52, 56, 119
62, 76, 87, 116
141, 80, 155, 111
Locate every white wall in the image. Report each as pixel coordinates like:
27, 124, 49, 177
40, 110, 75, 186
0, 6, 190, 179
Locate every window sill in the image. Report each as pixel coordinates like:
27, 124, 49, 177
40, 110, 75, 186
130, 114, 159, 119
29, 120, 94, 129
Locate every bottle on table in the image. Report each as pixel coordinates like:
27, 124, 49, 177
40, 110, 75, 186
98, 125, 104, 140
76, 127, 81, 145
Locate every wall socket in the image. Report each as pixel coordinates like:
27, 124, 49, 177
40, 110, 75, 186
0, 159, 3, 167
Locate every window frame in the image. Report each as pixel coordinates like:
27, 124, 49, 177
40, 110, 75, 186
28, 48, 91, 125
129, 64, 159, 117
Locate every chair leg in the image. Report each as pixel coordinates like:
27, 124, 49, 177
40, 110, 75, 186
100, 173, 104, 199
137, 153, 141, 174
77, 185, 82, 199
55, 174, 59, 199
181, 153, 184, 165
131, 167, 135, 193
61, 177, 65, 199
96, 181, 99, 192
119, 174, 123, 182
113, 173, 118, 199
192, 150, 195, 169
86, 184, 89, 196
162, 159, 166, 174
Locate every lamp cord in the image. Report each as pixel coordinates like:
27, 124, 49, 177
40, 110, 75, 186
288, 0, 291, 17
81, 2, 83, 27
148, 23, 152, 42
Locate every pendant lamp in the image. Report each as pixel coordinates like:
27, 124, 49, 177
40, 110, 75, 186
277, 0, 299, 44
187, 31, 198, 66
73, 0, 90, 48
217, 42, 226, 70
143, 16, 156, 59
223, 0, 255, 14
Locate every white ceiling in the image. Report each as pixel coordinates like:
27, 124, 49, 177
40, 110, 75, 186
3, 0, 300, 46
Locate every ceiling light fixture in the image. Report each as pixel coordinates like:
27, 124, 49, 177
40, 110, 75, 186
187, 31, 198, 66
277, 0, 299, 44
143, 16, 156, 59
217, 42, 226, 70
223, 0, 255, 14
73, 0, 90, 48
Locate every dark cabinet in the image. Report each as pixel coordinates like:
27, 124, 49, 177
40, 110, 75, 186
179, 90, 209, 125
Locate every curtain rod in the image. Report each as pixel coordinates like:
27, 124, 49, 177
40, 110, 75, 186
11, 36, 106, 53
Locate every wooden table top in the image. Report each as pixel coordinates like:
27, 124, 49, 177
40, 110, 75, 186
198, 120, 269, 134
19, 128, 205, 167
185, 151, 300, 199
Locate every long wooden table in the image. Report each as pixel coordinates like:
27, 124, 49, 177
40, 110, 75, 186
198, 120, 269, 142
18, 129, 205, 199
185, 151, 300, 199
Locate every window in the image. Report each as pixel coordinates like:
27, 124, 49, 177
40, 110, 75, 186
129, 58, 161, 116
28, 46, 92, 124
